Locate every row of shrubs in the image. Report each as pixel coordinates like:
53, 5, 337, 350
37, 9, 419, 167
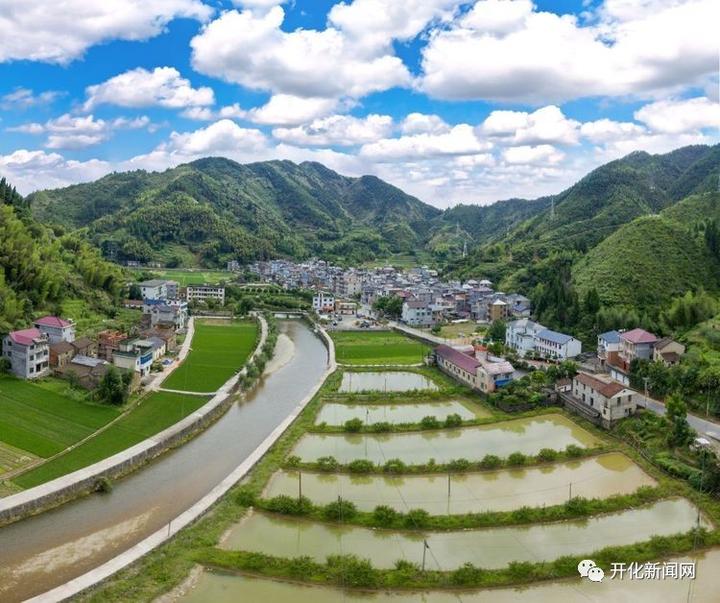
238, 484, 669, 531
335, 413, 465, 433
201, 527, 716, 590
238, 314, 278, 390
284, 443, 605, 475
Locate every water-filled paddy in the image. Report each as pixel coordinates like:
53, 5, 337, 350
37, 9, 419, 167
315, 400, 483, 425
221, 499, 705, 569
339, 372, 438, 393
180, 548, 720, 602
292, 414, 602, 464
264, 452, 656, 513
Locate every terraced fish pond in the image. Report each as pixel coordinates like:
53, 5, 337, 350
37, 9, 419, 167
292, 414, 602, 464
314, 400, 485, 425
221, 499, 706, 569
338, 372, 438, 393
264, 452, 656, 513
180, 548, 720, 602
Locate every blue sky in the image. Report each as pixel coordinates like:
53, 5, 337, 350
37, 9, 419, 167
0, 0, 717, 206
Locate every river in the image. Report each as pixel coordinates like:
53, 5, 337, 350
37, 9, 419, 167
0, 320, 328, 602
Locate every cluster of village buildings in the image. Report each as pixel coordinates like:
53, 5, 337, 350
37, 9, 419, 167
1, 278, 199, 390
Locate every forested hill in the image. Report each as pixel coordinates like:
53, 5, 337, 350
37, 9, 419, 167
29, 158, 441, 266
0, 178, 124, 332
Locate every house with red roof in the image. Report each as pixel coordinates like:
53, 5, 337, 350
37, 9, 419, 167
572, 372, 638, 428
2, 328, 50, 379
435, 344, 514, 393
34, 315, 75, 344
607, 328, 658, 385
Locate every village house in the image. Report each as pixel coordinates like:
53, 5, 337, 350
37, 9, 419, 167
571, 371, 638, 428
335, 300, 358, 315
609, 328, 658, 385
653, 337, 686, 366
312, 291, 335, 313
49, 341, 75, 369
597, 330, 622, 368
186, 284, 226, 306
143, 299, 188, 331
97, 330, 127, 362
139, 279, 169, 300
112, 337, 153, 377
505, 320, 580, 359
2, 328, 50, 379
71, 336, 97, 358
401, 299, 434, 327
435, 344, 514, 393
57, 356, 111, 390
535, 328, 582, 360
34, 315, 75, 344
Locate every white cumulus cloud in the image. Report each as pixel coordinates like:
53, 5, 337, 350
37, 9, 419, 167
481, 105, 580, 145
0, 0, 212, 64
634, 96, 720, 134
84, 67, 215, 111
273, 114, 393, 146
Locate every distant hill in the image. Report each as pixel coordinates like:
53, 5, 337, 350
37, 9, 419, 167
573, 192, 720, 309
30, 158, 441, 266
0, 178, 124, 333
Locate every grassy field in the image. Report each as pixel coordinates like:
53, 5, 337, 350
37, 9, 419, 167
434, 321, 486, 339
0, 441, 39, 476
0, 376, 120, 459
162, 320, 258, 393
13, 391, 210, 489
330, 330, 429, 365
132, 269, 235, 286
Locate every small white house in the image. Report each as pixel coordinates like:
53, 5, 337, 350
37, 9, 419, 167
34, 316, 75, 344
401, 300, 434, 327
139, 279, 168, 301
312, 291, 335, 313
535, 328, 582, 360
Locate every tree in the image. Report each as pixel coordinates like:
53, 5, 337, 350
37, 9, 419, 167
97, 366, 131, 406
373, 295, 403, 319
237, 297, 254, 316
128, 283, 142, 300
487, 319, 506, 342
665, 393, 694, 447
0, 356, 11, 374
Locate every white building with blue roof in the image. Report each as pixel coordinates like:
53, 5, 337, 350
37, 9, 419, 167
535, 328, 582, 360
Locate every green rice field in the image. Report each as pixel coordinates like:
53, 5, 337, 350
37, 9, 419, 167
132, 269, 235, 286
163, 320, 258, 393
0, 376, 120, 458
13, 391, 210, 489
330, 330, 429, 365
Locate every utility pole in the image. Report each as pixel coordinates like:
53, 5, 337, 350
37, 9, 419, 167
568, 482, 572, 501
298, 471, 302, 500
422, 540, 429, 572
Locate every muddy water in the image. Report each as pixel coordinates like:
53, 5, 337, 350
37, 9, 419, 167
264, 452, 656, 513
179, 548, 720, 602
221, 499, 706, 570
292, 414, 602, 464
339, 372, 439, 393
0, 321, 328, 603
315, 401, 483, 425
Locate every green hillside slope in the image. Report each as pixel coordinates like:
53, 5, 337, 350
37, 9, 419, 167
29, 158, 441, 266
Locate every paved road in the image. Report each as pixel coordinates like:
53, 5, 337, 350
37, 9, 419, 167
638, 396, 720, 449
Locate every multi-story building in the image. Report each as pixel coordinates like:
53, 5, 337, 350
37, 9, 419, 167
435, 345, 514, 393
597, 330, 621, 368
312, 291, 335, 313
186, 284, 226, 306
401, 300, 434, 327
139, 279, 168, 300
143, 299, 188, 330
2, 328, 50, 379
164, 280, 180, 300
610, 328, 658, 385
572, 372, 637, 428
34, 315, 75, 344
505, 319, 545, 356
653, 337, 686, 366
535, 329, 582, 360
97, 330, 128, 362
112, 337, 154, 377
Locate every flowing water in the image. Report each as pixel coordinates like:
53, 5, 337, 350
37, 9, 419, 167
292, 414, 602, 464
0, 320, 329, 603
315, 401, 484, 425
179, 547, 720, 602
339, 372, 439, 393
263, 452, 656, 513
221, 499, 706, 569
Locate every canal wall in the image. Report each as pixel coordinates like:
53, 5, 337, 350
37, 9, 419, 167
26, 320, 336, 603
0, 314, 268, 528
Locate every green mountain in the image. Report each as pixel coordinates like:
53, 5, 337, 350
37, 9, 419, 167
30, 158, 441, 266
573, 192, 720, 309
0, 179, 124, 333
